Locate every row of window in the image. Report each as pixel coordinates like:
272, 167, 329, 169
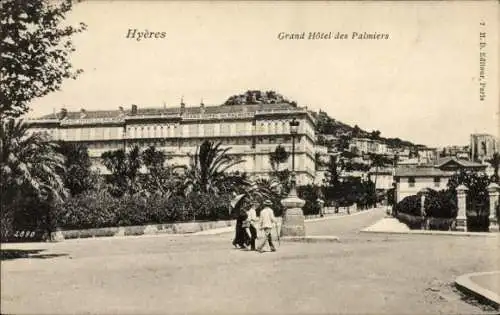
82, 137, 311, 151
396, 177, 442, 188
31, 119, 316, 142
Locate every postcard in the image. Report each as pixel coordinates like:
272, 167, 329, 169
1, 1, 499, 314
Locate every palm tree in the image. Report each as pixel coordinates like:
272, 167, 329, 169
269, 145, 290, 172
184, 140, 244, 195
1, 119, 68, 239
142, 145, 167, 174
140, 146, 180, 197
101, 145, 142, 196
369, 153, 386, 204
55, 141, 95, 196
1, 119, 68, 203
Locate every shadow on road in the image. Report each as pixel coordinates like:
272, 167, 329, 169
1, 249, 68, 261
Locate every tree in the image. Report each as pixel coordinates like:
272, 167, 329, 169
447, 170, 491, 231
184, 140, 244, 195
324, 155, 341, 188
352, 125, 362, 138
140, 146, 186, 197
487, 152, 500, 183
55, 141, 95, 196
337, 135, 350, 152
101, 146, 142, 197
369, 130, 381, 140
368, 153, 386, 205
314, 152, 321, 171
393, 153, 399, 167
1, 119, 68, 238
224, 90, 295, 106
142, 145, 167, 176
409, 148, 420, 159
269, 145, 290, 171
1, 0, 86, 118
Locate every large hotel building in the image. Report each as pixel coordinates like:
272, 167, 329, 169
27, 102, 317, 184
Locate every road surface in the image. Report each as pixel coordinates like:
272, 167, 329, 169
2, 208, 498, 314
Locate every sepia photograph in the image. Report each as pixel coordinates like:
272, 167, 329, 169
1, 0, 499, 314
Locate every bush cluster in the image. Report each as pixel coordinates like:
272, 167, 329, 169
394, 195, 421, 217
395, 212, 423, 229
322, 178, 377, 209
394, 189, 458, 219
394, 183, 493, 231
424, 190, 457, 218
297, 185, 321, 215
52, 191, 234, 230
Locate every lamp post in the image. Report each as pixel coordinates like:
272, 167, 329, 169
289, 117, 300, 196
280, 117, 306, 237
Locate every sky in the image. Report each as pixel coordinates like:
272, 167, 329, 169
28, 1, 499, 147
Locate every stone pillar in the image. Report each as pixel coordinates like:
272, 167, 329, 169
419, 188, 430, 230
280, 189, 306, 237
420, 193, 426, 230
487, 183, 499, 232
455, 185, 468, 232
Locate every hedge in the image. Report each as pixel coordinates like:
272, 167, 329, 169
394, 188, 492, 231
52, 191, 234, 230
396, 213, 456, 230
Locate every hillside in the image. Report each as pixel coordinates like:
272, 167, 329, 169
224, 90, 424, 149
313, 110, 423, 149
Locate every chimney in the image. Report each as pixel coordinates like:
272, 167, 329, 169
80, 108, 87, 118
131, 104, 138, 116
118, 106, 125, 117
58, 107, 68, 120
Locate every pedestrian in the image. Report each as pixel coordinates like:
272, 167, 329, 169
257, 199, 277, 253
232, 209, 249, 249
244, 201, 258, 251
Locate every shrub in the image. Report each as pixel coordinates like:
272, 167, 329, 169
297, 185, 321, 215
394, 195, 421, 217
424, 189, 457, 218
396, 212, 423, 229
426, 217, 455, 230
466, 213, 489, 232
54, 190, 119, 229
52, 190, 235, 230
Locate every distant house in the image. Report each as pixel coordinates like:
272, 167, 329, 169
417, 148, 437, 163
394, 157, 486, 202
470, 133, 499, 162
349, 137, 387, 155
397, 158, 419, 168
434, 157, 487, 172
368, 167, 394, 190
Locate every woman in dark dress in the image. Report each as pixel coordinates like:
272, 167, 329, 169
232, 210, 249, 248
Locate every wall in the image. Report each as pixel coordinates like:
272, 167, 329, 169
396, 176, 450, 202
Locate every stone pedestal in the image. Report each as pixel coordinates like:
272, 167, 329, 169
455, 185, 468, 232
487, 183, 499, 233
281, 195, 306, 237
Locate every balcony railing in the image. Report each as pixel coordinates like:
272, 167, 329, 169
60, 117, 125, 125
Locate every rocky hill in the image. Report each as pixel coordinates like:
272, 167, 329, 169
224, 90, 424, 149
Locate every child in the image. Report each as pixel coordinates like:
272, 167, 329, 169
257, 199, 277, 253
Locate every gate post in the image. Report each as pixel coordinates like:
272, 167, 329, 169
455, 185, 468, 232
487, 183, 499, 233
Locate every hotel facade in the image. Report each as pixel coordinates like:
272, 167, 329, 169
27, 102, 317, 185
